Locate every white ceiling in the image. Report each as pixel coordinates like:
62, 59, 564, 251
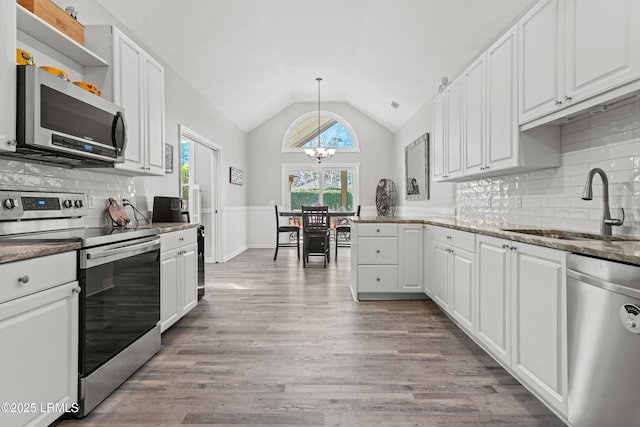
95, 0, 536, 133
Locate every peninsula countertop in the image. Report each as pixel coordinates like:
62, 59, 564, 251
354, 216, 640, 265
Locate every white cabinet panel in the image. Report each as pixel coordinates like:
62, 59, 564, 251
160, 229, 198, 332
518, 0, 564, 122
463, 55, 486, 176
566, 0, 640, 102
0, 282, 78, 427
398, 224, 423, 292
357, 237, 398, 265
0, 0, 16, 152
511, 242, 567, 414
432, 92, 446, 180
446, 78, 463, 179
486, 26, 518, 171
358, 265, 399, 292
476, 235, 511, 365
431, 241, 450, 310
451, 248, 474, 332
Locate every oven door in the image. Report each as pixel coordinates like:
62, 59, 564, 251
78, 236, 160, 377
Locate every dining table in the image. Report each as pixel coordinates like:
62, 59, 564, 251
279, 209, 356, 228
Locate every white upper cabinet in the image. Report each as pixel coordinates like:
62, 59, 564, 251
462, 54, 486, 176
519, 0, 640, 126
519, 0, 564, 123
0, 1, 16, 152
485, 26, 519, 173
433, 76, 464, 182
85, 26, 165, 176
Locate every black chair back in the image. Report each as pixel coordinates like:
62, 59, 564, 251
302, 205, 329, 233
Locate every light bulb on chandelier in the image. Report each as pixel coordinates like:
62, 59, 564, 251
304, 77, 336, 164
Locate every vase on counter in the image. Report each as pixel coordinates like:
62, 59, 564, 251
375, 178, 397, 217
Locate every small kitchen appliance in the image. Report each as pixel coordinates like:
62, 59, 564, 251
151, 196, 189, 223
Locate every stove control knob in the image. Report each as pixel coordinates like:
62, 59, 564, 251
74, 200, 83, 208
3, 199, 17, 209
63, 200, 73, 208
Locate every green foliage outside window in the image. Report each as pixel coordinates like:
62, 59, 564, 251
291, 189, 352, 210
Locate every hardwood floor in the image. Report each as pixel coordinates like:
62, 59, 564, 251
58, 248, 565, 426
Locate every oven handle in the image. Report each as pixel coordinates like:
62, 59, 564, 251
81, 236, 161, 269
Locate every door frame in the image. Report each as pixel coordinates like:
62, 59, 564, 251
179, 124, 222, 263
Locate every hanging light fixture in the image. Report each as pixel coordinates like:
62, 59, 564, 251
304, 77, 336, 163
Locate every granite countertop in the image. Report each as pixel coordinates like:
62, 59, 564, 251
0, 222, 199, 265
0, 241, 81, 264
129, 222, 199, 233
355, 216, 640, 265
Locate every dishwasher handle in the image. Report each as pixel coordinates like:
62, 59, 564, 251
568, 268, 640, 300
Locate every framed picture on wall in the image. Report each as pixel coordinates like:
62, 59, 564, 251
229, 166, 243, 185
165, 144, 173, 173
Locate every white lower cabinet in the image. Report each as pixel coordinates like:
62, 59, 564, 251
476, 234, 568, 416
0, 253, 78, 427
161, 228, 198, 332
352, 222, 423, 299
431, 227, 475, 332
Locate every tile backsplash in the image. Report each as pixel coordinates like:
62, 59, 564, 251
456, 100, 640, 236
0, 159, 136, 226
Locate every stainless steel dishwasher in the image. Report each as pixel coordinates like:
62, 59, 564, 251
567, 253, 640, 427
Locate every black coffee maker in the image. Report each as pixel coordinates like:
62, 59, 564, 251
151, 196, 189, 223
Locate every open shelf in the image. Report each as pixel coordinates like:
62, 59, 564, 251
16, 4, 108, 67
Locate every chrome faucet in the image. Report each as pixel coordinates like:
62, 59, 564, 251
581, 168, 624, 235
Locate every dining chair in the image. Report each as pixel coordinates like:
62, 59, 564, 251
274, 205, 300, 261
334, 205, 361, 261
301, 205, 330, 267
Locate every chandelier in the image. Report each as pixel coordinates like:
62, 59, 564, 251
304, 77, 336, 163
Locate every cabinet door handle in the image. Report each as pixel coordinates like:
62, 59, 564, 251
446, 235, 452, 240
510, 246, 518, 251
376, 249, 381, 253
17, 275, 30, 284
555, 100, 562, 106
564, 95, 572, 102
502, 244, 510, 249
376, 278, 381, 282
72, 287, 82, 294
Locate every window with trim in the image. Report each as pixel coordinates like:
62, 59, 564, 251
282, 164, 359, 213
281, 111, 360, 153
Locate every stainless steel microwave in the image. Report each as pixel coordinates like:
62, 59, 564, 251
14, 65, 127, 167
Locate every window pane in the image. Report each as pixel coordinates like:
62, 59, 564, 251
323, 169, 353, 211
289, 170, 320, 209
289, 118, 354, 149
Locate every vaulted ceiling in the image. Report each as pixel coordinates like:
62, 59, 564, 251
95, 0, 536, 133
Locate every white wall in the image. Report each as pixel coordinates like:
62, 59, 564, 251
34, 0, 249, 259
394, 97, 456, 217
246, 102, 394, 247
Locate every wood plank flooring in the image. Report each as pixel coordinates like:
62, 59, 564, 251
57, 248, 565, 426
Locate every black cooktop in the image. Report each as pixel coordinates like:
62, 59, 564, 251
0, 226, 160, 248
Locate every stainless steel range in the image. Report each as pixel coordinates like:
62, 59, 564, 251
0, 190, 162, 417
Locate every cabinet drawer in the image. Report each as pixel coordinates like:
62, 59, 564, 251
0, 252, 76, 304
357, 237, 398, 264
358, 223, 398, 237
358, 265, 398, 292
161, 228, 197, 251
432, 227, 476, 253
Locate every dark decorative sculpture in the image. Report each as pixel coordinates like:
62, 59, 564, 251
375, 178, 397, 217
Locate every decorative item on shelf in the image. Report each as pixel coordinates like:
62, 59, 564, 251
72, 81, 101, 96
16, 48, 35, 65
304, 77, 336, 164
229, 166, 243, 185
18, 0, 85, 45
40, 66, 70, 81
438, 76, 449, 93
64, 5, 77, 19
375, 178, 397, 217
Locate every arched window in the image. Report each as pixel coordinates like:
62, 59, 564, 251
281, 111, 360, 153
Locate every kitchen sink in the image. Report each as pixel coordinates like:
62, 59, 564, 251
501, 228, 640, 242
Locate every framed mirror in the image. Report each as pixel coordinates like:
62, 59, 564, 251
405, 133, 429, 200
